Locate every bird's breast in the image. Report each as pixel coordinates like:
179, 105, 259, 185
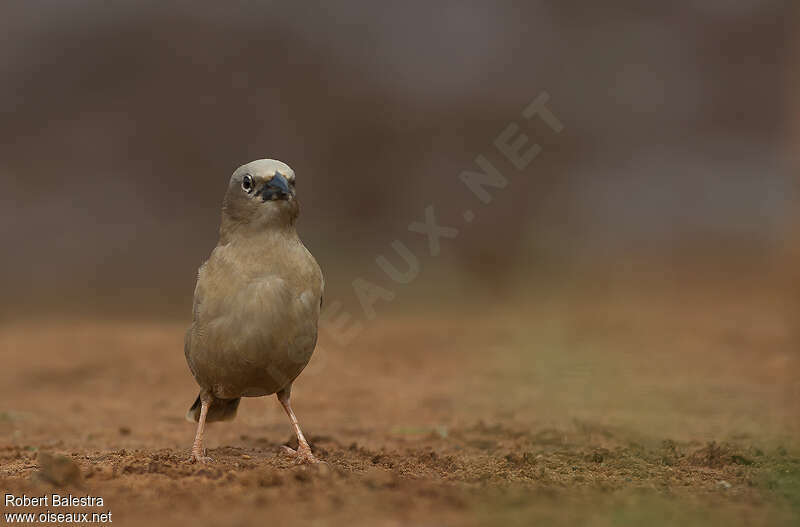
186, 243, 323, 398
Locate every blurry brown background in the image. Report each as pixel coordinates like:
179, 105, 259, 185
1, 1, 794, 320
1, 3, 799, 526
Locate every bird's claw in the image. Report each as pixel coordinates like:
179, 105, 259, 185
188, 452, 213, 464
281, 444, 320, 464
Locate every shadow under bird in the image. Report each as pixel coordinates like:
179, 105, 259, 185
184, 159, 324, 464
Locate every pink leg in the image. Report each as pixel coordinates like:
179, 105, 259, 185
277, 386, 318, 464
189, 394, 213, 463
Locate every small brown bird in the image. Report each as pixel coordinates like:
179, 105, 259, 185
184, 159, 324, 464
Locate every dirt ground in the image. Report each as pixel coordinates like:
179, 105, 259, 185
1, 277, 799, 526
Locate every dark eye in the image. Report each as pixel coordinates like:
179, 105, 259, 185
242, 175, 253, 193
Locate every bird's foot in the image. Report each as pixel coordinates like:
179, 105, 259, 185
188, 450, 213, 464
281, 444, 320, 464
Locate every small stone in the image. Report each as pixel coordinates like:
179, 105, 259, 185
118, 426, 131, 436
717, 480, 732, 490
36, 452, 82, 487
241, 454, 252, 460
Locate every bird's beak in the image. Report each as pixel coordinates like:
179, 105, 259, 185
259, 173, 292, 201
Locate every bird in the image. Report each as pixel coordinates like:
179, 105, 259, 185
184, 159, 324, 464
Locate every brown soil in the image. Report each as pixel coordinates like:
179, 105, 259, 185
1, 284, 799, 526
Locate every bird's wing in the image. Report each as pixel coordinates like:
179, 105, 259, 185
184, 261, 209, 370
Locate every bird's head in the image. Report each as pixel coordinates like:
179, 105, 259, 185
220, 159, 300, 236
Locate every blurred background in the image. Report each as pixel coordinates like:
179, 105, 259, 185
1, 4, 798, 525
0, 1, 795, 320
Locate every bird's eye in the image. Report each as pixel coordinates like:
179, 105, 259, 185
242, 175, 254, 193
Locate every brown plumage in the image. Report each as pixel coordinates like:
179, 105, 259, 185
184, 159, 324, 464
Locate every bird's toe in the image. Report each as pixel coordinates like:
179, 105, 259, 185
280, 444, 320, 464
188, 454, 214, 464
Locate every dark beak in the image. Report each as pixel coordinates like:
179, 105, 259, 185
259, 173, 291, 201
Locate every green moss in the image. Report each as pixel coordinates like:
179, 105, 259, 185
762, 462, 800, 514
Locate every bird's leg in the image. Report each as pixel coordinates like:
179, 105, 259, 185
277, 386, 318, 464
189, 392, 213, 463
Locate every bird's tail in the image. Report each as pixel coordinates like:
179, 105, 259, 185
185, 393, 241, 423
